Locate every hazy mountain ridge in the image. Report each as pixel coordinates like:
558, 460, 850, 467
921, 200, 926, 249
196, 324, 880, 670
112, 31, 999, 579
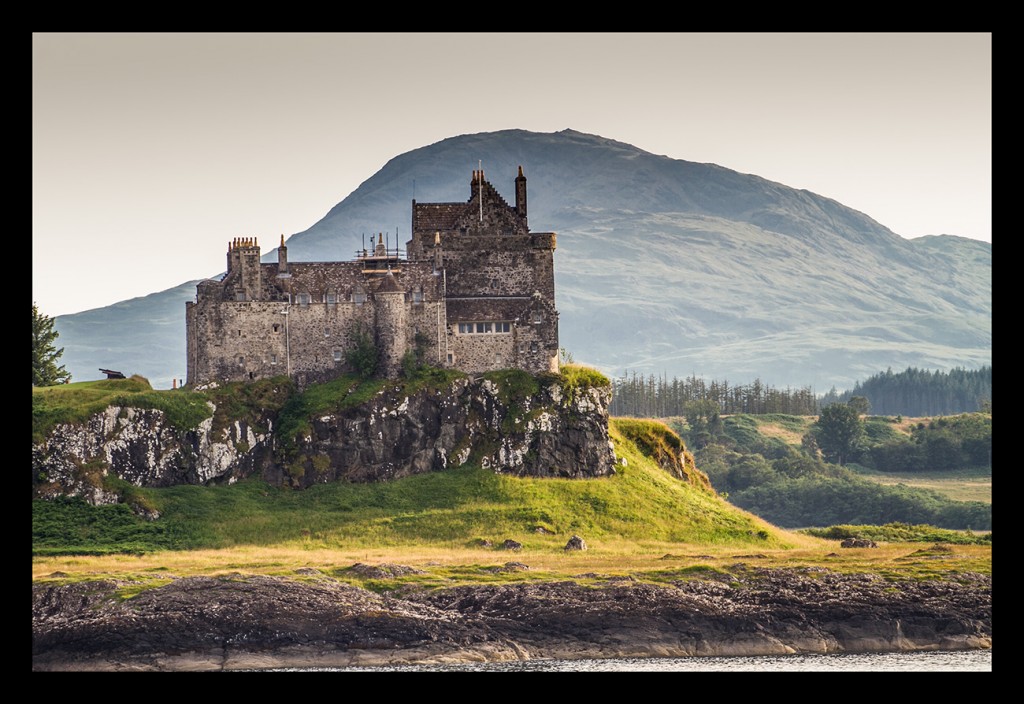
52, 129, 990, 391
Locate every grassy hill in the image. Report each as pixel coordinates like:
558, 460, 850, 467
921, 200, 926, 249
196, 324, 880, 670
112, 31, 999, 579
683, 412, 992, 505
33, 378, 991, 587
33, 408, 792, 556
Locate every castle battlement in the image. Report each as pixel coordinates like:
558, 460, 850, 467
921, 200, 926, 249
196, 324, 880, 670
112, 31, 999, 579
186, 167, 559, 386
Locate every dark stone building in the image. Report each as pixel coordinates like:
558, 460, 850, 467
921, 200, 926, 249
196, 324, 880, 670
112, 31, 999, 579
186, 167, 559, 386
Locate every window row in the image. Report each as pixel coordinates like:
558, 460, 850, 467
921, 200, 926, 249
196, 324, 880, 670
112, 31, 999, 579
457, 321, 512, 334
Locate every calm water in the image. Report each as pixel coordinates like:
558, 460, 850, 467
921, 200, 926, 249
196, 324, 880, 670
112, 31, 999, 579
265, 650, 991, 672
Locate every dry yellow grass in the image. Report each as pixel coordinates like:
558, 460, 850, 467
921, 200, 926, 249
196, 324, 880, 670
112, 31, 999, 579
861, 473, 992, 504
32, 535, 991, 585
752, 421, 808, 445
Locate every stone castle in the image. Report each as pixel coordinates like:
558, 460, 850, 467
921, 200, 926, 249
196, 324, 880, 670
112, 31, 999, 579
186, 167, 559, 386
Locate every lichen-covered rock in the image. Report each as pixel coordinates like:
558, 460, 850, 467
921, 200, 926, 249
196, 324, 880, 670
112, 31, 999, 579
33, 403, 276, 504
564, 535, 587, 551
278, 376, 618, 488
32, 375, 618, 502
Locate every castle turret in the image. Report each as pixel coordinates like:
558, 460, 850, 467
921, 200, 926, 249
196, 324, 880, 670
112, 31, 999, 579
374, 268, 407, 378
226, 237, 263, 301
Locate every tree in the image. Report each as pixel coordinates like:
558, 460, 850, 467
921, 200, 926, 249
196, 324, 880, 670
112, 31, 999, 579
683, 399, 722, 449
344, 322, 379, 378
813, 402, 864, 465
32, 302, 70, 386
848, 395, 871, 417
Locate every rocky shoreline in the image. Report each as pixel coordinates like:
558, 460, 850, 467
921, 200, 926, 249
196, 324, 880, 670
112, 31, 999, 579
32, 565, 991, 671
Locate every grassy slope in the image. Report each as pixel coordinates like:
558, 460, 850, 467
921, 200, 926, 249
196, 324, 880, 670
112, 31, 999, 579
32, 381, 991, 586
671, 412, 992, 505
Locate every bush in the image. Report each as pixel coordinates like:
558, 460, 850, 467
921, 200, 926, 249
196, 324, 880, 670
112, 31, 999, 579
345, 323, 379, 378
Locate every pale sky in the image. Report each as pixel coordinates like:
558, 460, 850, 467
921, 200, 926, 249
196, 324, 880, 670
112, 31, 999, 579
33, 32, 992, 318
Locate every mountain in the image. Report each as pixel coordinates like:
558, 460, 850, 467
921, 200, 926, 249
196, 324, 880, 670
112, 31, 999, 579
52, 129, 991, 392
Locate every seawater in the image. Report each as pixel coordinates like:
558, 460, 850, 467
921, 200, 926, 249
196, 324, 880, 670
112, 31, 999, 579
262, 649, 991, 672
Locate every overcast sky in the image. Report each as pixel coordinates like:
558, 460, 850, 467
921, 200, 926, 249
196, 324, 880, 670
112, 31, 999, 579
33, 32, 991, 318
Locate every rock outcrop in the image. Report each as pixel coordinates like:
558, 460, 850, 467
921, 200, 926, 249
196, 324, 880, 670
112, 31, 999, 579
274, 375, 618, 488
31, 567, 992, 671
32, 405, 274, 505
32, 374, 620, 502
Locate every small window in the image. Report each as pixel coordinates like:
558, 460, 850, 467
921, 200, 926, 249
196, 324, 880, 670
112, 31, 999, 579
297, 293, 311, 306
476, 322, 486, 333
447, 353, 453, 363
353, 291, 367, 304
238, 356, 245, 365
412, 290, 424, 304
273, 323, 280, 333
333, 350, 342, 362
497, 322, 510, 333
271, 354, 278, 365
326, 292, 337, 304
532, 311, 543, 324
324, 327, 330, 337
495, 354, 502, 364
459, 323, 469, 334
238, 329, 242, 337
530, 342, 539, 353
235, 292, 246, 301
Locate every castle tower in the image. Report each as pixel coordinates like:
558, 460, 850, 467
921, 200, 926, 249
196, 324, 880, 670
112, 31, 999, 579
374, 268, 408, 378
226, 237, 263, 301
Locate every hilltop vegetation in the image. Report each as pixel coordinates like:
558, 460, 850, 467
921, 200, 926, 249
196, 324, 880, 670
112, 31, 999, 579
33, 413, 790, 558
666, 410, 992, 531
32, 370, 991, 596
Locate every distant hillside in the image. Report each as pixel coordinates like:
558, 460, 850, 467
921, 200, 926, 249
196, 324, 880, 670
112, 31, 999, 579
53, 129, 990, 391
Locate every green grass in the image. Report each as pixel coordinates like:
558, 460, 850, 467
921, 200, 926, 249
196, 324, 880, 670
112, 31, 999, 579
559, 363, 611, 400
32, 375, 215, 444
32, 419, 790, 556
801, 522, 991, 545
32, 374, 991, 589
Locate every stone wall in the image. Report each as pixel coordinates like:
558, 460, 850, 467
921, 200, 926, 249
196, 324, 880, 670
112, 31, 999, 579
187, 260, 446, 386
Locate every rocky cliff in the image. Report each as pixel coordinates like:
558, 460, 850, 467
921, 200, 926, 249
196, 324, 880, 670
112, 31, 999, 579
274, 374, 617, 488
32, 372, 620, 503
31, 566, 991, 671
